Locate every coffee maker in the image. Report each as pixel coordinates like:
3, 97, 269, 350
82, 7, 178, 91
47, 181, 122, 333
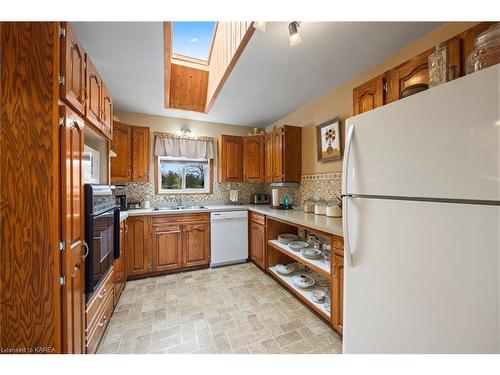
115, 185, 128, 210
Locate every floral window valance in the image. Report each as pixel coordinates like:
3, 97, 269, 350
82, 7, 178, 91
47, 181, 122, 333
153, 132, 215, 159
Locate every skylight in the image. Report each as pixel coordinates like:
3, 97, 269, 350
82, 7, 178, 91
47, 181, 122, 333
172, 22, 216, 61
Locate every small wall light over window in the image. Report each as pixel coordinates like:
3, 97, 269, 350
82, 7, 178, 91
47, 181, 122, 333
253, 21, 267, 32
288, 21, 302, 47
177, 126, 193, 138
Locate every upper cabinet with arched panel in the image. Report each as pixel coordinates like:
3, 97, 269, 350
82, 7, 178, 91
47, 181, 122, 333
353, 74, 385, 115
59, 22, 113, 141
351, 23, 496, 116
385, 48, 434, 104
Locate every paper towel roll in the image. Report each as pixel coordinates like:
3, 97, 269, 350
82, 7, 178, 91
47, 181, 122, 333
272, 189, 280, 206
229, 190, 239, 203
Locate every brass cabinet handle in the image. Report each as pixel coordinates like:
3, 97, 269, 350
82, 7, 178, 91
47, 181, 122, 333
128, 169, 131, 179
82, 241, 89, 259
98, 289, 107, 299
70, 263, 80, 278
98, 316, 107, 327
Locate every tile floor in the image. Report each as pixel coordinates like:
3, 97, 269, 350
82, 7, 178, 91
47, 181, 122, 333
97, 262, 342, 354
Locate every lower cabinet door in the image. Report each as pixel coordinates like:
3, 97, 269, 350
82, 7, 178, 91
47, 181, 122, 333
183, 223, 210, 268
249, 221, 265, 268
332, 254, 344, 334
152, 224, 183, 272
126, 216, 150, 277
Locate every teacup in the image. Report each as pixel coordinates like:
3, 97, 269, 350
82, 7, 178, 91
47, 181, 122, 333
311, 290, 326, 303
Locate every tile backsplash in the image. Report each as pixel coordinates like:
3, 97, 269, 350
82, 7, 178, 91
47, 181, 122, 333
298, 172, 342, 202
124, 171, 342, 207
125, 181, 267, 206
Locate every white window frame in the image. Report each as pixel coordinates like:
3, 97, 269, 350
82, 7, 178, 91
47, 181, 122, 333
157, 156, 211, 194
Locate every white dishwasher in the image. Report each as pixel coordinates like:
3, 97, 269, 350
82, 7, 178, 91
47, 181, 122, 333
210, 210, 248, 267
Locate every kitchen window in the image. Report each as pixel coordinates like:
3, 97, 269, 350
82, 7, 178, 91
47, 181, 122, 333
157, 156, 211, 194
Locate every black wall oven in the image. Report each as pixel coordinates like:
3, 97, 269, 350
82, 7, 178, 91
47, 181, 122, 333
84, 184, 120, 300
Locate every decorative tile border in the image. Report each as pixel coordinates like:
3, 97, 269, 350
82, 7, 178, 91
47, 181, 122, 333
124, 171, 343, 207
301, 172, 342, 181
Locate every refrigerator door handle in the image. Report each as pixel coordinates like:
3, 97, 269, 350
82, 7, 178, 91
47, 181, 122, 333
342, 124, 355, 195
343, 195, 354, 267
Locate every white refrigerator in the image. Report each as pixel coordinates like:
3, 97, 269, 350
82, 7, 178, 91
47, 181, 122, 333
342, 65, 500, 353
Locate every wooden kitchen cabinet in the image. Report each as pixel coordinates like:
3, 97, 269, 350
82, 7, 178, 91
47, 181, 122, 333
386, 48, 434, 103
85, 57, 102, 130
110, 122, 131, 183
221, 127, 300, 184
249, 212, 266, 269
332, 253, 344, 334
264, 132, 274, 183
272, 127, 284, 182
113, 220, 127, 305
85, 266, 114, 354
243, 135, 264, 183
351, 23, 499, 115
183, 223, 210, 267
126, 216, 151, 277
85, 57, 114, 140
152, 223, 183, 272
353, 74, 386, 115
60, 22, 113, 141
60, 104, 86, 354
60, 22, 86, 116
101, 82, 113, 139
128, 213, 210, 279
268, 125, 302, 183
218, 135, 243, 182
131, 126, 150, 182
110, 122, 150, 184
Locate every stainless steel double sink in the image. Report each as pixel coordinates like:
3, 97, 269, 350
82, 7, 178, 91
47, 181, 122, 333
153, 205, 206, 211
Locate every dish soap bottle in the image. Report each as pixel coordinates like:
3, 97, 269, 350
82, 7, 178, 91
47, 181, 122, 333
283, 195, 289, 210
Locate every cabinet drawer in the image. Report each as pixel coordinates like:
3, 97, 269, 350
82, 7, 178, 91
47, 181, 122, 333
86, 290, 114, 354
249, 211, 265, 226
152, 213, 209, 225
86, 267, 114, 332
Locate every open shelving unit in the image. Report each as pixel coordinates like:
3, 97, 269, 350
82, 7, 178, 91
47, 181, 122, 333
264, 216, 337, 328
268, 263, 331, 320
268, 239, 330, 277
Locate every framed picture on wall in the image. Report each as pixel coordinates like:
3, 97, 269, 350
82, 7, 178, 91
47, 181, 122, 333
316, 117, 342, 162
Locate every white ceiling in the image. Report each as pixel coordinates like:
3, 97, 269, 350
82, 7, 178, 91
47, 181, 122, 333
72, 22, 441, 127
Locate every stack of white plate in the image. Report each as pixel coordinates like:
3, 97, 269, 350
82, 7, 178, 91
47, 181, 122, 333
288, 240, 309, 252
301, 248, 323, 259
277, 234, 299, 244
296, 264, 311, 273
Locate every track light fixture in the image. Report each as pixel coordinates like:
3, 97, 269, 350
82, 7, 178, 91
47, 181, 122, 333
253, 21, 267, 32
288, 21, 302, 47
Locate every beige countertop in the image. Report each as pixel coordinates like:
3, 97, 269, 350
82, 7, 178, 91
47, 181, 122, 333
126, 204, 343, 236
246, 205, 343, 237
119, 211, 129, 222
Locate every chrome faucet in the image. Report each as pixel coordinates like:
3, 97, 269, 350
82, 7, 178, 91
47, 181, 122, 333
173, 196, 182, 207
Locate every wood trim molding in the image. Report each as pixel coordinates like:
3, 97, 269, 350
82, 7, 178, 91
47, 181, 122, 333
163, 22, 172, 108
171, 53, 209, 68
206, 22, 219, 64
205, 22, 255, 113
154, 157, 214, 195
